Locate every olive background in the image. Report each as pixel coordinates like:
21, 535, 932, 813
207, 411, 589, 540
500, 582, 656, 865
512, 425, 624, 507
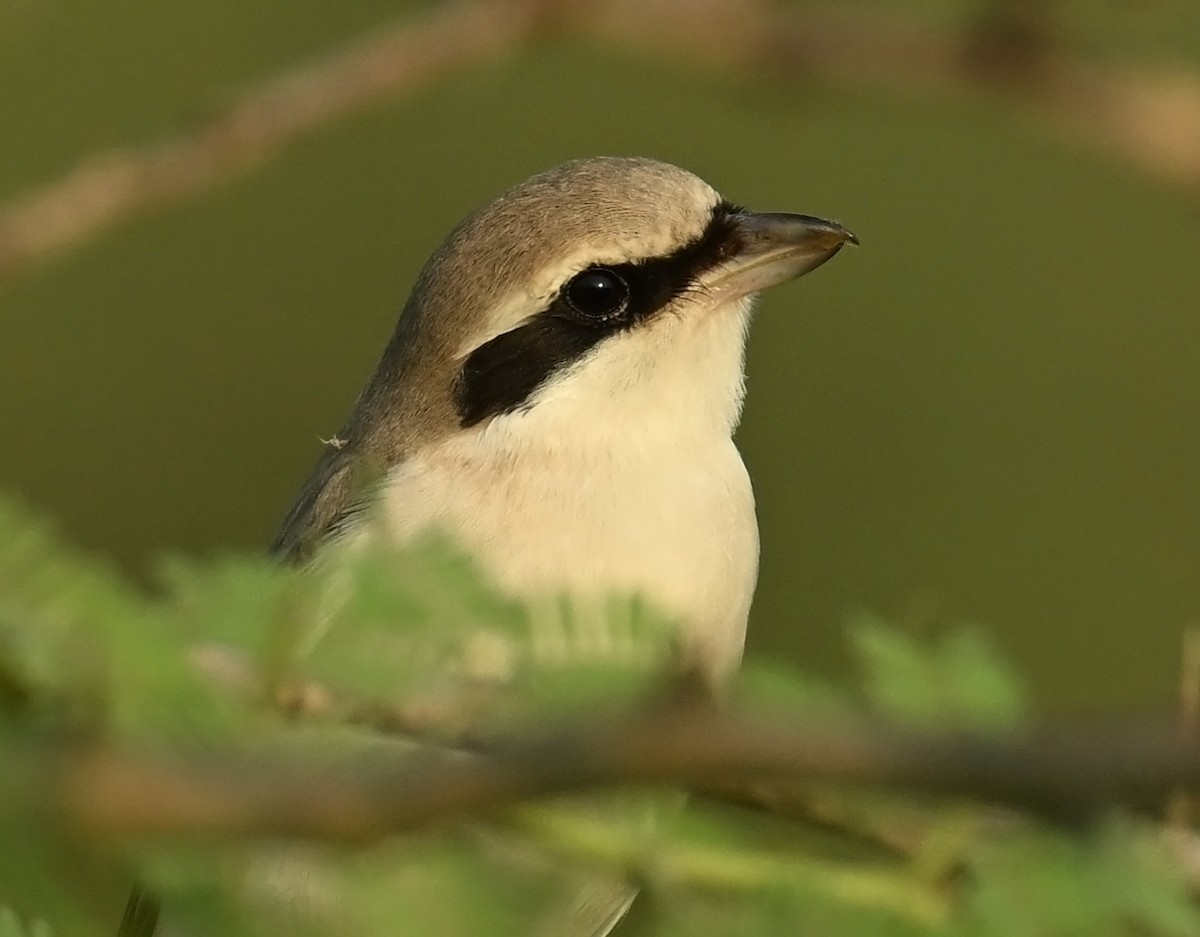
2, 1, 1198, 713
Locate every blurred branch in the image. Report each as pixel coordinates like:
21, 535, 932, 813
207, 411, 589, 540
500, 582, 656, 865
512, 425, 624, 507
41, 703, 1200, 845
1168, 626, 1200, 829
587, 0, 1200, 194
0, 0, 561, 284
2, 0, 1199, 290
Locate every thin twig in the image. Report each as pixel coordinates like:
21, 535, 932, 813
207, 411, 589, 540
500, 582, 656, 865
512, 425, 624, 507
0, 0, 560, 283
1168, 625, 1200, 828
586, 0, 1200, 192
2, 0, 1198, 290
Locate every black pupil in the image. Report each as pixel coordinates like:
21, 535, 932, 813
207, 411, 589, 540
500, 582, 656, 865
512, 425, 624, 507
565, 268, 628, 319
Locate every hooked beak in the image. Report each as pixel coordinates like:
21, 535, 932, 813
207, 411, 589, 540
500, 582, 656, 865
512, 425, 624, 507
707, 211, 857, 299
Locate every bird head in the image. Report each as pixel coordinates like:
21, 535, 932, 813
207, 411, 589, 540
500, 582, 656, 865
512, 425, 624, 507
349, 156, 855, 460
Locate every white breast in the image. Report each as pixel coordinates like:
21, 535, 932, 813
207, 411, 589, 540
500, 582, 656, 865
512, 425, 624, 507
375, 430, 757, 678
373, 298, 760, 679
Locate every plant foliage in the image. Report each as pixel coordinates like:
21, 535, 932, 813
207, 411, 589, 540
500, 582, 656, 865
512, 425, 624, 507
0, 494, 1195, 936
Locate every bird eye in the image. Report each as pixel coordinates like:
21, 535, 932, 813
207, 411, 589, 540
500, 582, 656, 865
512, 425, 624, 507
563, 267, 630, 321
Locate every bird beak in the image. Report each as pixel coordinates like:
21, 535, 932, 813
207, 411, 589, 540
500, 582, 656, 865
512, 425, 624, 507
708, 211, 858, 299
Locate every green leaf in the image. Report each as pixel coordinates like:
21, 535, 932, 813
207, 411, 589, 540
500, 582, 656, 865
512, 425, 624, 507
0, 908, 54, 937
736, 659, 860, 721
850, 614, 1026, 730
292, 537, 679, 735
965, 815, 1200, 937
0, 496, 137, 731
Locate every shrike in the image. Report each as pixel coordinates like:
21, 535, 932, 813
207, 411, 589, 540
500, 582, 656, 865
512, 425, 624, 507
120, 156, 854, 937
273, 155, 854, 679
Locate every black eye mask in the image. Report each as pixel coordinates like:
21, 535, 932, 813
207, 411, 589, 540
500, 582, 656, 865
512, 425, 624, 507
454, 202, 743, 428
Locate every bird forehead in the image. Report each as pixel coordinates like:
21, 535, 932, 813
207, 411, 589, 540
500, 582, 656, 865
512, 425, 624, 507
473, 159, 719, 274
515, 156, 721, 230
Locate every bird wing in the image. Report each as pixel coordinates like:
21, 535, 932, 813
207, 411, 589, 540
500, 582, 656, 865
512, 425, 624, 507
268, 445, 372, 563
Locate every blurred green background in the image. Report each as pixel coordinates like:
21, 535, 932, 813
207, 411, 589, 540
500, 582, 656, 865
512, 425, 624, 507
2, 0, 1197, 713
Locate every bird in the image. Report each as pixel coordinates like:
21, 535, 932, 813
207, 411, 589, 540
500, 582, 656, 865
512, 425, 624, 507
272, 155, 855, 679
119, 156, 855, 937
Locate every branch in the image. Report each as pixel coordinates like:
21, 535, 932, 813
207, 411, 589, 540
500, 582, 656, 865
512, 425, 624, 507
42, 703, 1200, 845
586, 0, 1200, 192
2, 0, 1198, 291
0, 0, 560, 283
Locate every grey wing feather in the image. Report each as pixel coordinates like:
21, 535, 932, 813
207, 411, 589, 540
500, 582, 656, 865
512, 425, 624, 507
269, 447, 364, 564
